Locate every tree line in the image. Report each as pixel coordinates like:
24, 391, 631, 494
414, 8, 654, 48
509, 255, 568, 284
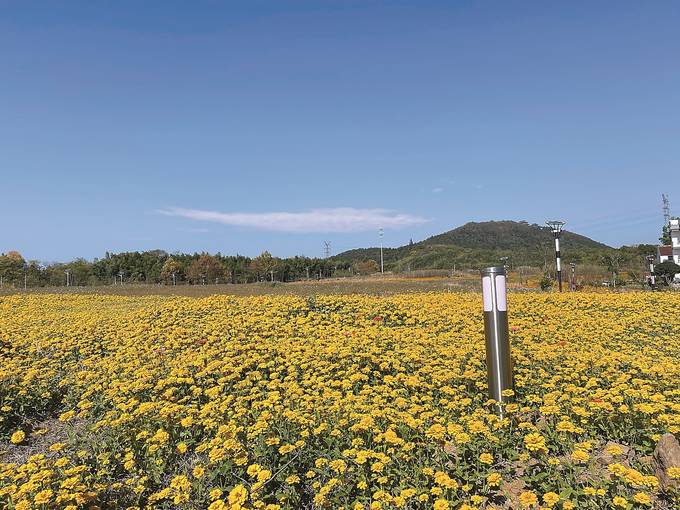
0, 250, 367, 288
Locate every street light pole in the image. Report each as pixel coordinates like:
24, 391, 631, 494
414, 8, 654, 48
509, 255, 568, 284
500, 257, 509, 273
646, 255, 656, 287
546, 220, 566, 292
379, 228, 384, 274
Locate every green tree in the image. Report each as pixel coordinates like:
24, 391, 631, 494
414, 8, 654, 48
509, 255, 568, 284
601, 254, 623, 286
353, 259, 379, 275
250, 251, 277, 281
654, 260, 680, 285
660, 216, 680, 245
0, 251, 26, 286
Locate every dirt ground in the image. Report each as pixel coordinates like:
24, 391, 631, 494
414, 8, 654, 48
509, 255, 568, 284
0, 275, 483, 297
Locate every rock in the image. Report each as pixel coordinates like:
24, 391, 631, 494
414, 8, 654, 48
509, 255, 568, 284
594, 441, 632, 466
638, 455, 654, 469
653, 433, 680, 490
501, 478, 527, 509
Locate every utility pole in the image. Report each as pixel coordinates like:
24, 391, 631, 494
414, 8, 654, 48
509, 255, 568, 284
65, 269, 72, 287
270, 270, 274, 282
569, 262, 576, 291
379, 228, 384, 274
546, 220, 565, 292
323, 241, 331, 259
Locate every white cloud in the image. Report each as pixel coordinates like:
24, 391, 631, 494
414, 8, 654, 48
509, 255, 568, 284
431, 187, 444, 193
158, 207, 428, 233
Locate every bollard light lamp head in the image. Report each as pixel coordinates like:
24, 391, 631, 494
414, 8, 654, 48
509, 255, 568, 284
546, 220, 566, 235
480, 266, 506, 276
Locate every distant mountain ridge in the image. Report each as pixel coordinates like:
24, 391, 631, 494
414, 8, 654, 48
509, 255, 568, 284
423, 220, 609, 250
333, 220, 613, 270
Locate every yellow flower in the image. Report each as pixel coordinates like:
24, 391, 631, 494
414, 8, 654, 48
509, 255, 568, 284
519, 491, 538, 508
193, 465, 205, 478
34, 489, 54, 504
523, 433, 547, 453
10, 430, 26, 444
542, 492, 560, 507
433, 499, 449, 510
632, 492, 651, 506
479, 453, 493, 465
612, 496, 627, 508
605, 443, 624, 456
59, 410, 76, 421
570, 449, 589, 464
608, 463, 627, 476
487, 472, 502, 487
227, 484, 248, 506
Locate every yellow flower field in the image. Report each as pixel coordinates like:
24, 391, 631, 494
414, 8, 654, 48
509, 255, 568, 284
0, 292, 679, 509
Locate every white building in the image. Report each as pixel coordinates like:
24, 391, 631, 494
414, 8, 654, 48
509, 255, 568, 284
657, 219, 680, 283
657, 219, 680, 264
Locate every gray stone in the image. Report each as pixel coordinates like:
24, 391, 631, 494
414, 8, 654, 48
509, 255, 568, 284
653, 433, 680, 490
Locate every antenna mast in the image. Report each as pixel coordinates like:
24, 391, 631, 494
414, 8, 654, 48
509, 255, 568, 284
662, 193, 671, 225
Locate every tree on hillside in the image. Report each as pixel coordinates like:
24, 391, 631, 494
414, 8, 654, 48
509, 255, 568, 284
250, 251, 277, 281
187, 254, 224, 284
66, 258, 95, 286
660, 216, 680, 245
353, 259, 379, 275
601, 254, 623, 286
654, 261, 680, 285
0, 251, 26, 285
222, 255, 251, 283
160, 256, 183, 284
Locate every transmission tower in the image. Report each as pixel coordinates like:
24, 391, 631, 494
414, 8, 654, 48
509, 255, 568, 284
323, 241, 331, 259
662, 193, 671, 225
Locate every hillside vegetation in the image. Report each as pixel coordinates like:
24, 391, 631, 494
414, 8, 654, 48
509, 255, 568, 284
334, 221, 640, 271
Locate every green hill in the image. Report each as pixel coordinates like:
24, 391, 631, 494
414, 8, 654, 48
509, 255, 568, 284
333, 220, 614, 270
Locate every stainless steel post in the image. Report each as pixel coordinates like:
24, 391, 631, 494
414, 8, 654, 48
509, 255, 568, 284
481, 266, 513, 416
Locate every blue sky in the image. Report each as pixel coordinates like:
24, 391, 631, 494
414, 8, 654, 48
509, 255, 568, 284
1, 1, 679, 262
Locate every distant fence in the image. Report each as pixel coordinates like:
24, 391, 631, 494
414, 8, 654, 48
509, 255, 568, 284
399, 269, 452, 279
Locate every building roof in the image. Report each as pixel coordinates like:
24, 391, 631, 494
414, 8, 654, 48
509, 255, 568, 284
658, 246, 673, 256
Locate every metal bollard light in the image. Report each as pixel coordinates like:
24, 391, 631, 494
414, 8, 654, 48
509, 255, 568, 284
481, 266, 513, 416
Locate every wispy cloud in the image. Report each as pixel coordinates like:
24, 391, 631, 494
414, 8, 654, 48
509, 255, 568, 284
158, 207, 428, 233
431, 187, 444, 193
